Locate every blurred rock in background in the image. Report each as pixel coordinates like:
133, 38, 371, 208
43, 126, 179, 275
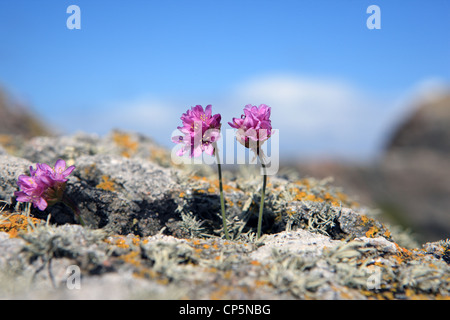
0, 86, 52, 139
292, 90, 450, 243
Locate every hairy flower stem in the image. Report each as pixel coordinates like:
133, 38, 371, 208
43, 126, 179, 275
214, 144, 230, 240
257, 158, 267, 239
62, 194, 85, 226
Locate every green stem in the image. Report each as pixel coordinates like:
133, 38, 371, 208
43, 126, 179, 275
214, 144, 230, 240
257, 159, 267, 239
62, 194, 85, 226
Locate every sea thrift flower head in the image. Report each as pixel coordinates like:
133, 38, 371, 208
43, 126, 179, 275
52, 159, 76, 183
228, 104, 272, 152
172, 104, 222, 157
14, 159, 75, 210
14, 186, 47, 211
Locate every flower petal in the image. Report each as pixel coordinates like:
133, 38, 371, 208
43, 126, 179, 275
14, 191, 30, 202
205, 104, 212, 117
62, 165, 75, 177
204, 143, 215, 156
34, 197, 48, 211
54, 159, 67, 173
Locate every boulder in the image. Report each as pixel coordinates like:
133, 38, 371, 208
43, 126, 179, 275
0, 130, 449, 300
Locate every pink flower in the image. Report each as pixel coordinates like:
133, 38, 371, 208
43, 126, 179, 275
14, 159, 75, 211
172, 105, 222, 157
14, 187, 47, 211
51, 159, 76, 183
228, 104, 272, 150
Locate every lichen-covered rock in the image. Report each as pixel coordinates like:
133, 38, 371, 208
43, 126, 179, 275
67, 154, 180, 236
0, 130, 449, 300
0, 224, 449, 300
18, 130, 165, 166
0, 155, 33, 204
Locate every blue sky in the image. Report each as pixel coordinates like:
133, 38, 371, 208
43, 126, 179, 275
0, 0, 449, 161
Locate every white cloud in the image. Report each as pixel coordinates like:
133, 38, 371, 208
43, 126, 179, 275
57, 74, 448, 163
224, 74, 394, 161
226, 74, 450, 162
103, 97, 174, 131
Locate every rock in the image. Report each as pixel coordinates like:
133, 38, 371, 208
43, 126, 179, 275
291, 91, 450, 243
65, 154, 180, 236
18, 130, 165, 165
387, 93, 450, 154
0, 86, 52, 138
0, 224, 448, 300
249, 229, 340, 261
0, 155, 33, 204
380, 92, 450, 241
0, 129, 449, 300
0, 131, 182, 236
0, 130, 410, 242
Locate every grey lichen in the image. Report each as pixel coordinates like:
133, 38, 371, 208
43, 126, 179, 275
1, 130, 449, 300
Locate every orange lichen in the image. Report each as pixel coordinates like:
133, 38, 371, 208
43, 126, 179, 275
374, 261, 385, 268
132, 237, 141, 246
359, 215, 372, 226
0, 214, 43, 238
190, 176, 240, 194
157, 278, 169, 285
394, 243, 412, 258
210, 285, 233, 300
120, 251, 141, 267
288, 185, 348, 207
112, 132, 138, 158
365, 226, 379, 238
114, 237, 130, 249
250, 260, 261, 266
207, 187, 216, 193
149, 146, 169, 164
294, 179, 311, 189
223, 270, 233, 279
96, 175, 116, 192
254, 280, 269, 288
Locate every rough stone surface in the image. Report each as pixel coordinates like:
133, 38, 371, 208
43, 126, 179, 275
0, 130, 449, 300
0, 155, 33, 204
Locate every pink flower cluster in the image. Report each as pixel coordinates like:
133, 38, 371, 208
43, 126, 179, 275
172, 105, 222, 157
228, 104, 272, 149
172, 104, 273, 158
14, 159, 75, 211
